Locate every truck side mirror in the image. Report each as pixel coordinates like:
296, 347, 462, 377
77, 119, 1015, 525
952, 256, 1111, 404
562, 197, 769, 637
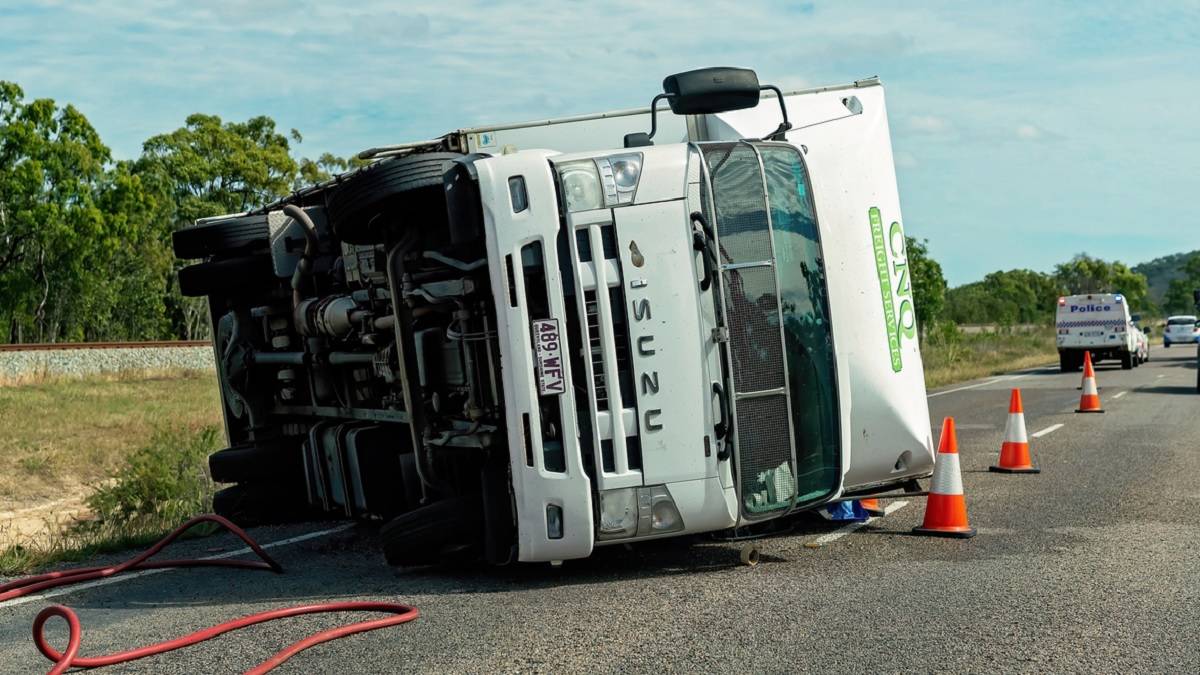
662, 67, 762, 115
623, 132, 653, 148
629, 67, 793, 147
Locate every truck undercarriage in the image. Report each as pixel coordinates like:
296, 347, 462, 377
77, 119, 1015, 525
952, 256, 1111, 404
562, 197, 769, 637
176, 152, 518, 565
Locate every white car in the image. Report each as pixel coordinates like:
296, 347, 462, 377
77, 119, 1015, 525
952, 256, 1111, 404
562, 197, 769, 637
1163, 315, 1199, 347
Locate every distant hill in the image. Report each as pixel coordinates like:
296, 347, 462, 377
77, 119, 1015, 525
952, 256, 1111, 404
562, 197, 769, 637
1133, 250, 1200, 306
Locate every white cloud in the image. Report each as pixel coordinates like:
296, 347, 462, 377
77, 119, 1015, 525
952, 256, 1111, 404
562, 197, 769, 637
1016, 124, 1042, 140
908, 115, 950, 134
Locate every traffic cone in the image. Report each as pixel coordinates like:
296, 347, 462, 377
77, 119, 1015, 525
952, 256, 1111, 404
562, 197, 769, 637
860, 498, 886, 517
990, 388, 1039, 473
912, 417, 976, 538
1075, 351, 1104, 413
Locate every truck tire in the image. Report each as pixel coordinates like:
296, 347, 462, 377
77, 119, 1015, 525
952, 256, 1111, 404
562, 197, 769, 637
178, 255, 274, 297
209, 443, 304, 484
212, 482, 311, 527
328, 152, 461, 244
380, 497, 482, 567
1120, 350, 1133, 370
172, 214, 269, 259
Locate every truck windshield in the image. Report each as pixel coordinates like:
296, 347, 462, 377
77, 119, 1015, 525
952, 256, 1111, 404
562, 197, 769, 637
759, 144, 840, 503
701, 142, 840, 515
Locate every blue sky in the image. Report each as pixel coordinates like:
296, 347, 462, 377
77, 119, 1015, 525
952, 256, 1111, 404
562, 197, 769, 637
2, 1, 1197, 285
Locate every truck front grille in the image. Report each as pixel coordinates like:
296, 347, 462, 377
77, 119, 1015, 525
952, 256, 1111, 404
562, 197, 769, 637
559, 219, 642, 484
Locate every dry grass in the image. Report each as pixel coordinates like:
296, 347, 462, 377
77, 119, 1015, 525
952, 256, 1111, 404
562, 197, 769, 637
921, 325, 1058, 389
0, 370, 222, 508
0, 423, 222, 576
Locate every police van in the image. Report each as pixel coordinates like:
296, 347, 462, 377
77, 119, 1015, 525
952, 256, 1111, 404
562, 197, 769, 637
1055, 293, 1141, 371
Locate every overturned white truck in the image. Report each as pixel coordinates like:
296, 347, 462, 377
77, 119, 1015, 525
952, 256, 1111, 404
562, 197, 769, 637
173, 68, 935, 565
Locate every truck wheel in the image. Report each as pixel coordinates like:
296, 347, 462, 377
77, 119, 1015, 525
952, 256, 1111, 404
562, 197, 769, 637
178, 255, 274, 297
380, 497, 482, 567
1120, 350, 1133, 370
328, 152, 462, 245
172, 214, 270, 259
212, 482, 311, 527
209, 442, 304, 484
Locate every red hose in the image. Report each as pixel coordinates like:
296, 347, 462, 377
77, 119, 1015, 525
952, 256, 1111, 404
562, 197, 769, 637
1, 514, 419, 674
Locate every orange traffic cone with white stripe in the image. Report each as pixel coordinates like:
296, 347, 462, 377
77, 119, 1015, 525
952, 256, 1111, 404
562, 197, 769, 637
913, 417, 976, 538
1075, 351, 1104, 413
990, 388, 1039, 473
860, 498, 885, 517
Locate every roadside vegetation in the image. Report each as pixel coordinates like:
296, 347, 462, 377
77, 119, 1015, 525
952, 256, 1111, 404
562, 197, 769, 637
0, 371, 222, 575
920, 324, 1058, 389
1, 425, 220, 575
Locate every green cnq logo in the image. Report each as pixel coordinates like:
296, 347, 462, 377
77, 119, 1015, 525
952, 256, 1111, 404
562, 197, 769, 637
869, 207, 916, 372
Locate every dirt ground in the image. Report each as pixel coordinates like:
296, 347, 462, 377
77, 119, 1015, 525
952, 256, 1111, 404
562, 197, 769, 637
0, 371, 222, 546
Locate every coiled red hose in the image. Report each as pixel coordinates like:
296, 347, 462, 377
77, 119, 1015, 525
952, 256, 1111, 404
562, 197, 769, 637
0, 514, 419, 674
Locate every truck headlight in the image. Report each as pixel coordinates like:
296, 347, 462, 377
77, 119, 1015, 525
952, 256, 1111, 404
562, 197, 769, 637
598, 488, 638, 540
555, 153, 642, 213
597, 484, 684, 541
558, 161, 605, 213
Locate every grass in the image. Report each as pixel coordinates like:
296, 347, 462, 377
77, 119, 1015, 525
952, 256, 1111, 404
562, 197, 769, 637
920, 324, 1058, 389
0, 369, 222, 504
0, 424, 221, 576
0, 369, 224, 576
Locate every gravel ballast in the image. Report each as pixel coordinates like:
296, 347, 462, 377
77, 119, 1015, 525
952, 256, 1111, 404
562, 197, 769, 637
0, 345, 214, 381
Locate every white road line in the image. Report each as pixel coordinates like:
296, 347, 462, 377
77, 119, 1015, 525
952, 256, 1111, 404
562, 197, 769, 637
927, 379, 1004, 398
926, 369, 1046, 399
811, 500, 909, 546
1112, 391, 1128, 400
1156, 374, 1165, 379
0, 523, 354, 609
1031, 423, 1064, 438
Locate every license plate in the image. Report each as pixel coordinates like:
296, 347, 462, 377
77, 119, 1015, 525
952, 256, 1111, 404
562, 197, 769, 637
531, 318, 566, 396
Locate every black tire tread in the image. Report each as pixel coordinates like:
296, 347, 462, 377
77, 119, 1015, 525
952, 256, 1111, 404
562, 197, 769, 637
178, 255, 274, 297
328, 153, 461, 243
209, 443, 303, 484
172, 215, 270, 259
380, 498, 479, 566
211, 483, 310, 527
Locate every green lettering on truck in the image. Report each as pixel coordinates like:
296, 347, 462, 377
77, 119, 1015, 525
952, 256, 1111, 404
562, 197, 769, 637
870, 207, 903, 372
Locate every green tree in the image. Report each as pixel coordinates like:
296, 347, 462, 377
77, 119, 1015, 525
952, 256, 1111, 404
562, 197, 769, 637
946, 269, 1062, 326
0, 81, 112, 342
1163, 253, 1200, 314
1053, 253, 1149, 311
905, 237, 946, 336
137, 114, 299, 228
135, 114, 305, 338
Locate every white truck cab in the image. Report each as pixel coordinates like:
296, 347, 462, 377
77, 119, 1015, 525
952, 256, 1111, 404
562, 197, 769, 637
174, 68, 934, 565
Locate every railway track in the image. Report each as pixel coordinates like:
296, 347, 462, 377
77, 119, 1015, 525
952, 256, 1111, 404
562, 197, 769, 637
0, 340, 210, 352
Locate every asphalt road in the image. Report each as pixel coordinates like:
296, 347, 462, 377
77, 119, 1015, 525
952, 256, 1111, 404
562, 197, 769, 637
2, 350, 1198, 673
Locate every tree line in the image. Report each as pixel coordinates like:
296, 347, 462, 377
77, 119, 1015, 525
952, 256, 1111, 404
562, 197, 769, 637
0, 81, 357, 343
905, 249, 1180, 332
2, 80, 1197, 343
